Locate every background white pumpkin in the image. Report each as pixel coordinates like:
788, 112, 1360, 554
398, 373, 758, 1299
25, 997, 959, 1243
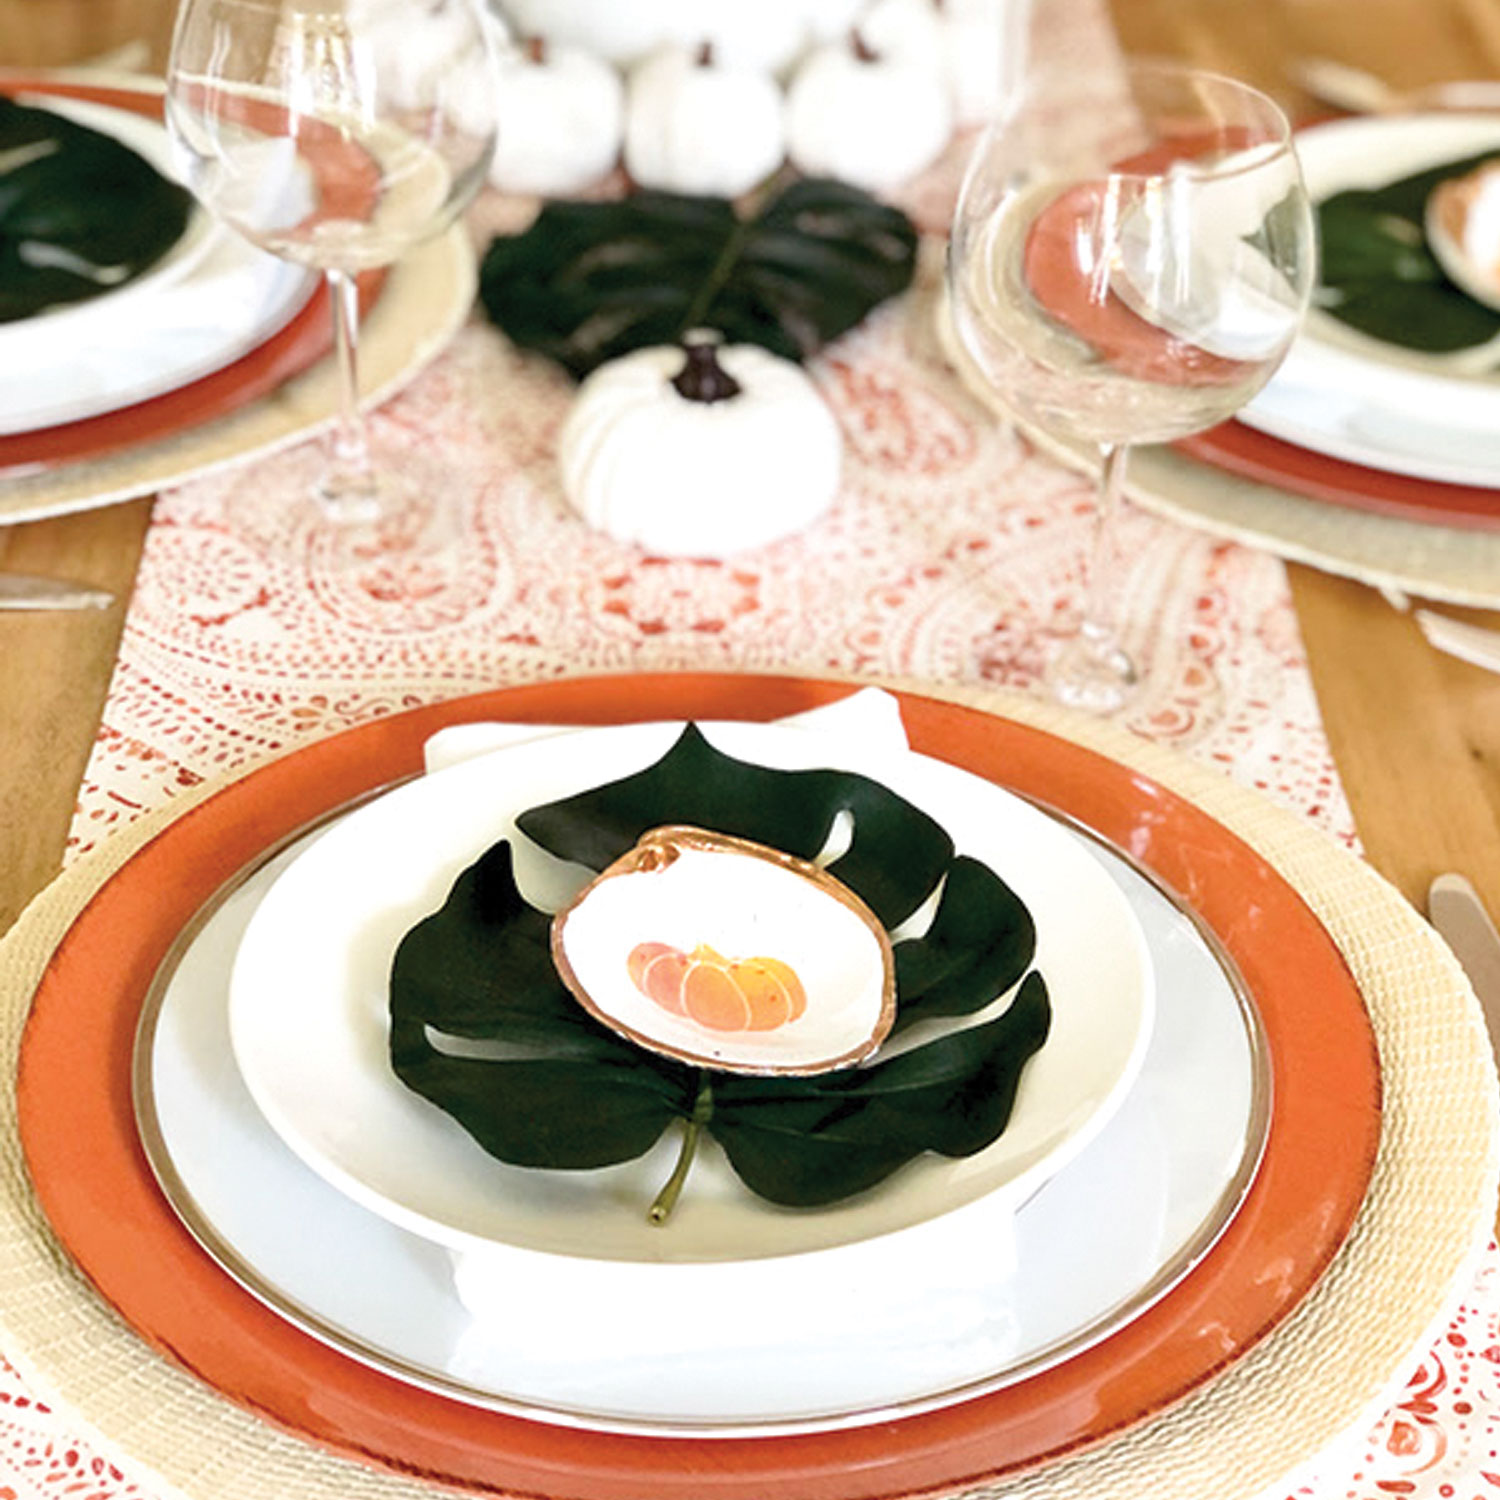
488, 40, 624, 194
558, 342, 843, 558
785, 27, 953, 190
858, 0, 945, 69
938, 0, 1010, 124
501, 0, 681, 65
803, 0, 870, 45
623, 44, 786, 197
661, 0, 815, 74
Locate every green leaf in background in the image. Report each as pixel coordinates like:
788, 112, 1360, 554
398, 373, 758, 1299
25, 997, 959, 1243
0, 97, 193, 323
1317, 147, 1500, 351
388, 729, 1050, 1216
477, 177, 919, 379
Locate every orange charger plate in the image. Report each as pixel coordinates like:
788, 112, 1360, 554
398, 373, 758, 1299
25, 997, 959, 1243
16, 674, 1381, 1500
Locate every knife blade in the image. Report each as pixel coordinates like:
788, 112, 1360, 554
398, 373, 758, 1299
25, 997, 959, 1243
0, 573, 113, 611
1428, 872, 1500, 1071
1415, 610, 1500, 676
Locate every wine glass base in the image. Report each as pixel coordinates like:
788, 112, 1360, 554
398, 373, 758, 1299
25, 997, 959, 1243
304, 448, 468, 594
1048, 631, 1140, 716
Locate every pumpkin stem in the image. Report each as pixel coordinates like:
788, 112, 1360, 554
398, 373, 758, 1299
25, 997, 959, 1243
524, 34, 547, 65
695, 39, 715, 68
671, 340, 743, 404
649, 1073, 715, 1226
850, 28, 880, 63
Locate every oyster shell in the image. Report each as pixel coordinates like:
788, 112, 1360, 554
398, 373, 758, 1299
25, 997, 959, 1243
1428, 159, 1500, 312
551, 825, 896, 1074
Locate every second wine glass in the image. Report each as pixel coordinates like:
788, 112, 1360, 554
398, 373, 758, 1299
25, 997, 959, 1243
948, 59, 1316, 713
165, 0, 500, 549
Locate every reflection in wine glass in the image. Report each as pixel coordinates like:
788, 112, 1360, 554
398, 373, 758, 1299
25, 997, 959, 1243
948, 60, 1316, 713
165, 0, 501, 566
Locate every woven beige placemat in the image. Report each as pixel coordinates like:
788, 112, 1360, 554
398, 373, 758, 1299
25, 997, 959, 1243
0, 223, 476, 526
0, 676, 1494, 1500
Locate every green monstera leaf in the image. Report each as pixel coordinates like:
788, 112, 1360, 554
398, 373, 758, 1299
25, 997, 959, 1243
478, 177, 919, 379
389, 726, 1050, 1220
1317, 147, 1500, 352
0, 97, 193, 323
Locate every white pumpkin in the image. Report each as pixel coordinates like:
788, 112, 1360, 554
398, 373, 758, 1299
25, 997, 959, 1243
353, 0, 507, 122
502, 0, 681, 65
936, 0, 1009, 125
661, 0, 815, 74
803, 0, 869, 45
785, 28, 952, 191
558, 341, 843, 558
858, 0, 944, 68
488, 39, 624, 195
623, 44, 786, 198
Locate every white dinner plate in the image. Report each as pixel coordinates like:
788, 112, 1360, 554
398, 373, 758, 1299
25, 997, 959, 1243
227, 717, 1153, 1268
1241, 372, 1500, 487
0, 96, 316, 436
1242, 112, 1500, 480
137, 769, 1263, 1433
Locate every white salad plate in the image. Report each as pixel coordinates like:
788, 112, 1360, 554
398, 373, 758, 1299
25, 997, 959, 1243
137, 712, 1264, 1433
0, 96, 315, 436
1242, 113, 1500, 480
226, 717, 1153, 1269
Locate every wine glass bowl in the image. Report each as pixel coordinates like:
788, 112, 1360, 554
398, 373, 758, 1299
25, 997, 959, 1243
948, 60, 1316, 712
165, 0, 500, 530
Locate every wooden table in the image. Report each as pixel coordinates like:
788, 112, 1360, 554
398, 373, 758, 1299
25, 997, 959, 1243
3, 0, 1500, 941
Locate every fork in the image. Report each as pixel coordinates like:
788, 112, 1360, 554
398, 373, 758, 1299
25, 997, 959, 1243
1291, 57, 1500, 115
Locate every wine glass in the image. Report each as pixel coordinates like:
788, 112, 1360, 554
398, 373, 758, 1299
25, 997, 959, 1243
165, 0, 501, 558
948, 59, 1316, 713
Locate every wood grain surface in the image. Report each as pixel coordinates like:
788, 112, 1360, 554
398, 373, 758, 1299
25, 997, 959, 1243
0, 501, 149, 933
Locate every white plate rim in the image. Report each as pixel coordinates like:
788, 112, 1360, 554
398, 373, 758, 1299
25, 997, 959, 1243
1240, 372, 1500, 488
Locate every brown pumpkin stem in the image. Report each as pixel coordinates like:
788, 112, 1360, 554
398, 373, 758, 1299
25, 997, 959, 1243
524, 34, 547, 65
851, 27, 880, 63
649, 1073, 715, 1226
695, 39, 715, 68
671, 341, 743, 404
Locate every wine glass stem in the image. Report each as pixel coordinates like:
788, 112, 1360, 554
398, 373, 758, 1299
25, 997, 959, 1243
1080, 442, 1131, 650
1048, 441, 1139, 714
317, 266, 380, 523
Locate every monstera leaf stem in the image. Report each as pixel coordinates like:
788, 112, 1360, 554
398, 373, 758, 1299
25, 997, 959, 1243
650, 1071, 715, 1225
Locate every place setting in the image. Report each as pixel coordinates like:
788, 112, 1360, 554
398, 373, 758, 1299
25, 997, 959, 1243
941, 72, 1500, 608
0, 52, 477, 524
0, 671, 1490, 1500
1133, 101, 1500, 605
4, 2, 1500, 1498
